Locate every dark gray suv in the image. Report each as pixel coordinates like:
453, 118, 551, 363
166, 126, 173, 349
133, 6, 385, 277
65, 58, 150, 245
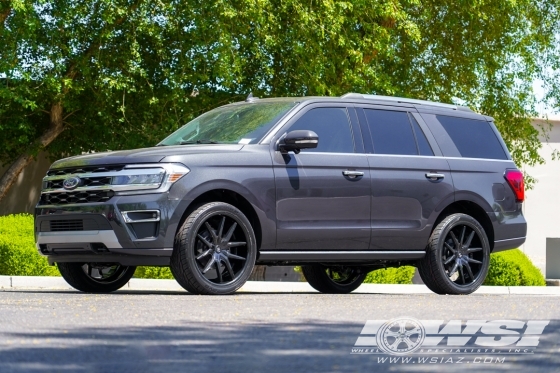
35, 93, 527, 295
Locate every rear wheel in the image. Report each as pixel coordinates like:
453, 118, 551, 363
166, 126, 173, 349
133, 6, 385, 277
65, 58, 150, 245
418, 213, 490, 295
302, 265, 366, 294
57, 262, 135, 293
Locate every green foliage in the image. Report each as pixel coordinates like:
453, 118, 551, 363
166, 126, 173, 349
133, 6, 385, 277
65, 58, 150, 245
364, 266, 416, 284
134, 266, 174, 280
484, 249, 546, 286
1, 0, 560, 191
0, 214, 59, 276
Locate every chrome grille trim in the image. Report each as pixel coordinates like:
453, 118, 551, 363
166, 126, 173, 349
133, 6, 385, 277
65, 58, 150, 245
42, 167, 165, 193
39, 163, 190, 205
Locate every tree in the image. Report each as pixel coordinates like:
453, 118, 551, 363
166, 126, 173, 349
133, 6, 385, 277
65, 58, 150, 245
1, 0, 560, 203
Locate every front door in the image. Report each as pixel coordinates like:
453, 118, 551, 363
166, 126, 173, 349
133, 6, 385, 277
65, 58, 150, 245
272, 105, 371, 251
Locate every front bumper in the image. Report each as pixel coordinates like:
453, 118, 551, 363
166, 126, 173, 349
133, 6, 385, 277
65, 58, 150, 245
35, 192, 188, 265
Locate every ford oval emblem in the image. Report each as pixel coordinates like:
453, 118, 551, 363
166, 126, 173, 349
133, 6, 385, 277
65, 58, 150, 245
62, 176, 81, 190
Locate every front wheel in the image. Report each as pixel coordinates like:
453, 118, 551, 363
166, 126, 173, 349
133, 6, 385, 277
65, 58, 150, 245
418, 213, 490, 295
57, 262, 136, 293
171, 202, 257, 295
302, 265, 367, 294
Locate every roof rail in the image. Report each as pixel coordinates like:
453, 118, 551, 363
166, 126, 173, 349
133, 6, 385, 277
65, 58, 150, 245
341, 93, 472, 112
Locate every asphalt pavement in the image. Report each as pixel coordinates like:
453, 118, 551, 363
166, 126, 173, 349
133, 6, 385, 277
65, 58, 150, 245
0, 277, 559, 373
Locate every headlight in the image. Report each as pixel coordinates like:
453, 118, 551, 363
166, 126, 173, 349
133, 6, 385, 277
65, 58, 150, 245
113, 164, 190, 194
112, 173, 165, 186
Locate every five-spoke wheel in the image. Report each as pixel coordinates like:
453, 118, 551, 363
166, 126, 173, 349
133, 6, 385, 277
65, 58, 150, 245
171, 202, 257, 295
418, 213, 490, 294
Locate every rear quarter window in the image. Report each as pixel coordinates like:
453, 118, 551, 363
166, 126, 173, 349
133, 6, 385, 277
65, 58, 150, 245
436, 115, 507, 160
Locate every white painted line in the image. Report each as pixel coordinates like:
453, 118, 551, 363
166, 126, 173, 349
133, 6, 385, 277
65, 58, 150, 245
474, 286, 510, 295
10, 276, 73, 290
239, 281, 317, 293
508, 286, 560, 295
0, 276, 11, 289
127, 278, 184, 291
1, 275, 559, 295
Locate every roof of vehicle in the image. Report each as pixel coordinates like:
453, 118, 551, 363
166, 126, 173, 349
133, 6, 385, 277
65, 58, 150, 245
227, 93, 474, 113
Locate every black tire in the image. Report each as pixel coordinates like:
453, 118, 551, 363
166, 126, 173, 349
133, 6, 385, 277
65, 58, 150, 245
170, 202, 257, 295
57, 262, 136, 293
302, 265, 367, 294
418, 213, 490, 295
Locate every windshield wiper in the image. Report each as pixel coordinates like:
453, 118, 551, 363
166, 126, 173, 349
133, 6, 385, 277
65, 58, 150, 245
179, 139, 220, 145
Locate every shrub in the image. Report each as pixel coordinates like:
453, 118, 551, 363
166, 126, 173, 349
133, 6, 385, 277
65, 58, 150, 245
484, 249, 546, 286
0, 214, 60, 276
364, 266, 415, 284
134, 266, 174, 279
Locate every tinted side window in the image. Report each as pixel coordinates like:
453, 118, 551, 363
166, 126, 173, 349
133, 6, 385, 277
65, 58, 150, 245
364, 109, 417, 155
287, 107, 355, 153
410, 115, 434, 156
436, 115, 507, 160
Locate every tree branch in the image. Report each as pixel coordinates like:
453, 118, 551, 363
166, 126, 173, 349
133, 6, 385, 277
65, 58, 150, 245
0, 102, 65, 202
64, 1, 142, 81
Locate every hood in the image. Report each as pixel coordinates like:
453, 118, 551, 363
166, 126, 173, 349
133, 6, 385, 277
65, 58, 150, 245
50, 144, 245, 169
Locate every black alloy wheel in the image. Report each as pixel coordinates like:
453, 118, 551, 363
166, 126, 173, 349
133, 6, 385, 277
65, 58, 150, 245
57, 262, 136, 293
418, 213, 490, 295
171, 202, 257, 295
302, 265, 367, 294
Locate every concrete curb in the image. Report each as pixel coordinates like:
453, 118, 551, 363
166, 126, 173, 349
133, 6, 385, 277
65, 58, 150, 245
1, 275, 560, 295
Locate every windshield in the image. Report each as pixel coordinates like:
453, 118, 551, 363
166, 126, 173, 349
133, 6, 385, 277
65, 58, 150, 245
158, 101, 297, 146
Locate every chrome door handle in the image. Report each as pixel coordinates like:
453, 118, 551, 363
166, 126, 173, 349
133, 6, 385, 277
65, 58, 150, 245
343, 170, 364, 178
425, 173, 445, 180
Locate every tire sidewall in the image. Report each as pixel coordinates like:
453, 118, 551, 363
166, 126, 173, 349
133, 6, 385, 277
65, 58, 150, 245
435, 214, 490, 293
182, 203, 257, 294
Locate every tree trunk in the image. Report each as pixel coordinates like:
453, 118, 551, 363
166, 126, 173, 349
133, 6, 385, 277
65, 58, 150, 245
248, 265, 267, 281
0, 6, 10, 27
0, 102, 64, 203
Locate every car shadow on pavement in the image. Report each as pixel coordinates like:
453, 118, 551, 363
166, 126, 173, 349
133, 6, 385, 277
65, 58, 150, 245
0, 320, 559, 373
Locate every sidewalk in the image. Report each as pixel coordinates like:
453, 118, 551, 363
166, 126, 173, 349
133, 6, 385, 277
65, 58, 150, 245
1, 275, 560, 295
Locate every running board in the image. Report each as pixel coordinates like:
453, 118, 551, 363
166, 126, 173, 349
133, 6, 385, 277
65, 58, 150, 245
258, 251, 425, 262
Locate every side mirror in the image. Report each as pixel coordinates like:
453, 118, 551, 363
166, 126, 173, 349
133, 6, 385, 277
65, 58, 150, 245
278, 130, 319, 154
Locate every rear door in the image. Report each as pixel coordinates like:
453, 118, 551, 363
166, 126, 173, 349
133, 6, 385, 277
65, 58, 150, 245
272, 104, 371, 251
356, 106, 455, 251
419, 112, 526, 245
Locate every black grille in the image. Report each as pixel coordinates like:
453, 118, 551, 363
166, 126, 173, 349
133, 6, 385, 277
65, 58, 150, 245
47, 165, 124, 176
39, 218, 102, 232
44, 176, 112, 190
48, 219, 83, 231
39, 191, 115, 205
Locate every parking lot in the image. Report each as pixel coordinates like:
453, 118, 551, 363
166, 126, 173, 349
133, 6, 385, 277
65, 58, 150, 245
0, 286, 559, 373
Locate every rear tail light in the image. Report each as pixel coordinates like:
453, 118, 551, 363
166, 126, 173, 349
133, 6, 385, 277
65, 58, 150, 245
504, 169, 524, 203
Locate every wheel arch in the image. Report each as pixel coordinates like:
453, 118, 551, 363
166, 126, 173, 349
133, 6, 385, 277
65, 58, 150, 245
432, 200, 495, 251
178, 185, 265, 251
